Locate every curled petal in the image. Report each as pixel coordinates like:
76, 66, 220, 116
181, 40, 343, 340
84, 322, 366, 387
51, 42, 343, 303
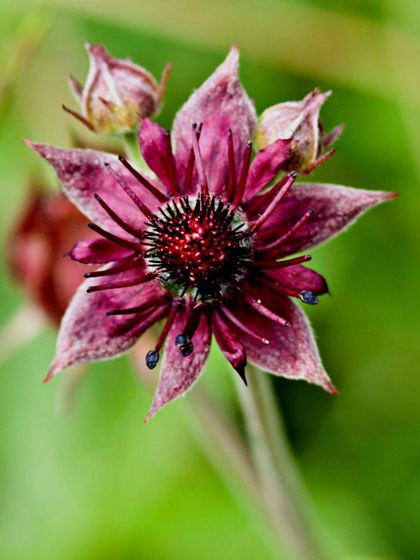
257, 184, 397, 258
47, 267, 167, 379
25, 142, 158, 236
146, 310, 211, 420
262, 265, 329, 295
172, 46, 256, 196
210, 310, 247, 383
68, 238, 134, 264
227, 282, 336, 392
243, 138, 291, 203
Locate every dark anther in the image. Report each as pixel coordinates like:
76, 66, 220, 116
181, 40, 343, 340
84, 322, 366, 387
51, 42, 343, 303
146, 350, 160, 369
299, 290, 318, 305
180, 342, 194, 357
175, 333, 190, 347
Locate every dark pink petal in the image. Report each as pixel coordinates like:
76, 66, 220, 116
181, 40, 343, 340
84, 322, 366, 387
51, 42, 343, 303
243, 139, 291, 203
210, 310, 247, 382
25, 142, 158, 236
256, 184, 396, 258
146, 310, 211, 420
138, 118, 171, 191
68, 238, 135, 264
46, 266, 168, 378
172, 46, 256, 196
262, 265, 328, 295
227, 282, 336, 392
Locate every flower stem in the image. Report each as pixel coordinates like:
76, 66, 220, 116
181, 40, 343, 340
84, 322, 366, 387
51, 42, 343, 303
123, 131, 146, 171
235, 366, 328, 560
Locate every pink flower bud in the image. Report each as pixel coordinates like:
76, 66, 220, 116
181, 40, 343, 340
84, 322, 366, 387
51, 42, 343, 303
255, 88, 343, 174
65, 43, 172, 134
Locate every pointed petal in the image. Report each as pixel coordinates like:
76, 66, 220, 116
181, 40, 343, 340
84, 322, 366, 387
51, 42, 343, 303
257, 184, 396, 258
227, 283, 336, 392
68, 238, 135, 264
146, 311, 211, 420
210, 310, 247, 382
263, 265, 329, 295
25, 142, 158, 236
172, 46, 257, 196
243, 139, 291, 203
47, 267, 168, 378
138, 119, 171, 191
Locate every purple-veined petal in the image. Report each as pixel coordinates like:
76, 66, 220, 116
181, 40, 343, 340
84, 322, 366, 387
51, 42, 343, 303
68, 238, 135, 264
138, 118, 172, 191
256, 183, 396, 258
146, 311, 211, 420
262, 265, 329, 295
243, 139, 291, 203
172, 46, 256, 196
227, 282, 336, 392
25, 142, 159, 236
46, 266, 168, 379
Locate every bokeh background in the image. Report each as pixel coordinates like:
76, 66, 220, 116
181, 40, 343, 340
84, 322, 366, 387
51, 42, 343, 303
1, 0, 419, 559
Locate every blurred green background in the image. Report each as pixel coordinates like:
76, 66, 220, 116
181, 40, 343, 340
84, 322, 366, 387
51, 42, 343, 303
0, 0, 419, 559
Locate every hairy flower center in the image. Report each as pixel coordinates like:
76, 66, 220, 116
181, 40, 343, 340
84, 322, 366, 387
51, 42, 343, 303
143, 194, 253, 302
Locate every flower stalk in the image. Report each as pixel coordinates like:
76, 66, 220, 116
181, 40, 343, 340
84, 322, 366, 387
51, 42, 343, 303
235, 366, 327, 560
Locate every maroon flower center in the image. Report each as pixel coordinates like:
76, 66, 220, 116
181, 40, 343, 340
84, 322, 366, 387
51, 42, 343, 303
143, 194, 253, 303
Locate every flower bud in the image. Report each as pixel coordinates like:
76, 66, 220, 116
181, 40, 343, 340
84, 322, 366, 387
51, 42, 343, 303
65, 43, 172, 134
255, 88, 343, 174
7, 188, 92, 326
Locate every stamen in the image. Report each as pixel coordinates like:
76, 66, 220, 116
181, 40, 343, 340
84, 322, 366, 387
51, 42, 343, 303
94, 193, 143, 239
226, 129, 236, 202
191, 123, 209, 198
219, 304, 269, 345
84, 258, 143, 278
164, 129, 179, 197
250, 173, 296, 232
183, 123, 202, 195
106, 295, 169, 316
118, 156, 168, 203
87, 223, 141, 252
232, 141, 252, 210
256, 210, 313, 253
146, 302, 180, 370
247, 172, 295, 216
243, 292, 291, 327
253, 255, 312, 269
87, 272, 156, 293
104, 162, 153, 219
257, 274, 300, 298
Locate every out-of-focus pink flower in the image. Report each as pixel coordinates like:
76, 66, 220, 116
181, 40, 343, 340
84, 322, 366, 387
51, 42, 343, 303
27, 47, 395, 419
7, 188, 93, 326
255, 88, 344, 175
65, 43, 171, 134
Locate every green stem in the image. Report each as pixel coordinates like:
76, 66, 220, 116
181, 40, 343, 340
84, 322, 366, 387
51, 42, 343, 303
123, 131, 146, 170
235, 366, 328, 560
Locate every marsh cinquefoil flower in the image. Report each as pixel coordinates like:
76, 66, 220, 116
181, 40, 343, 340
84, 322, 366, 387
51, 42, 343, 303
65, 43, 172, 134
27, 47, 394, 419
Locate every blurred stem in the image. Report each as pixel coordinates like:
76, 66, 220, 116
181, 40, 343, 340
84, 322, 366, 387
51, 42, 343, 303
235, 367, 327, 560
123, 131, 146, 170
185, 388, 284, 560
0, 8, 52, 127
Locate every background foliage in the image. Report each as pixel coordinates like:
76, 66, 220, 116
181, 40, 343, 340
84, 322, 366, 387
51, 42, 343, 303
0, 1, 419, 559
